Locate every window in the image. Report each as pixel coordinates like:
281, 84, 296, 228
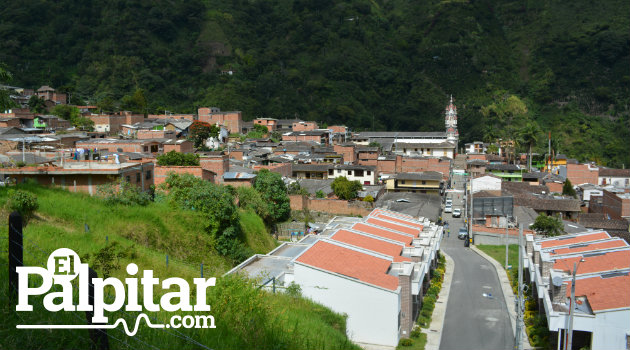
126, 176, 131, 183
146, 170, 152, 180
355, 170, 364, 177
136, 173, 141, 183
143, 146, 149, 152
347, 170, 352, 176
366, 171, 371, 175
328, 169, 333, 175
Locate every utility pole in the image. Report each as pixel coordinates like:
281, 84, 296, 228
469, 175, 473, 242
515, 223, 524, 350
566, 259, 584, 350
505, 215, 509, 270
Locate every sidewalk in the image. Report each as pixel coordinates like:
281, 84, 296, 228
471, 245, 533, 350
422, 251, 454, 350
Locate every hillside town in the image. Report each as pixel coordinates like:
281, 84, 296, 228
1, 86, 629, 350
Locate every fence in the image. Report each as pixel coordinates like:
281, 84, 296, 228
4, 211, 213, 350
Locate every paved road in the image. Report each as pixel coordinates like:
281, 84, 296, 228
439, 173, 514, 350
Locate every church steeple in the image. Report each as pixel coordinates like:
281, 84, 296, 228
445, 95, 458, 143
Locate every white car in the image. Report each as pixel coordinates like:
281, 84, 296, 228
444, 204, 452, 213
445, 199, 453, 206
452, 208, 461, 218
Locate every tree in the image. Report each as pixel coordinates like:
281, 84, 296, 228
331, 176, 362, 200
52, 105, 94, 130
162, 173, 250, 262
520, 122, 541, 171
121, 88, 148, 116
28, 96, 47, 113
486, 144, 499, 155
156, 151, 200, 166
530, 214, 563, 237
252, 123, 269, 134
0, 63, 17, 112
52, 104, 80, 121
253, 169, 290, 224
288, 181, 309, 196
315, 190, 326, 198
236, 186, 269, 220
189, 121, 219, 148
562, 179, 577, 198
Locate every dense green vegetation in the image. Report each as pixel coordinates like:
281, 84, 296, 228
0, 183, 358, 349
0, 0, 628, 166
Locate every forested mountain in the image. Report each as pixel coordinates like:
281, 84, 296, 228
1, 0, 628, 166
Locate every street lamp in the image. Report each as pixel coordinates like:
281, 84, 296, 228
566, 258, 585, 350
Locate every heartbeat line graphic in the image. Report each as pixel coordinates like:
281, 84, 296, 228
17, 313, 164, 336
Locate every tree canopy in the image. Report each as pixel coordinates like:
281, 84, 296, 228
252, 169, 291, 224
331, 176, 363, 200
530, 214, 564, 237
156, 151, 200, 166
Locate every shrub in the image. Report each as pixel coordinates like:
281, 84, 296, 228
410, 328, 422, 338
315, 190, 326, 198
331, 176, 362, 200
156, 150, 200, 166
427, 285, 440, 296
97, 178, 151, 206
7, 189, 39, 222
416, 315, 429, 327
363, 195, 374, 202
285, 282, 302, 298
399, 338, 414, 347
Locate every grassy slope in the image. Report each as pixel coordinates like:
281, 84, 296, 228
0, 184, 357, 350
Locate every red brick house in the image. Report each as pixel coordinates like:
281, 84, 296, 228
198, 107, 242, 134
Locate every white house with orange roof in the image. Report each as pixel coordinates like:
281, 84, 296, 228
292, 240, 413, 347
225, 208, 444, 348
525, 231, 630, 350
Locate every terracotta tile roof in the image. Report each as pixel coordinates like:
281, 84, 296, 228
553, 250, 630, 275
540, 232, 611, 249
372, 212, 423, 230
551, 239, 628, 256
366, 217, 420, 236
331, 229, 410, 262
566, 274, 630, 311
296, 240, 399, 290
351, 223, 414, 246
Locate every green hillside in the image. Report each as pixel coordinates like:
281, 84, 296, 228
0, 184, 358, 349
0, 0, 628, 166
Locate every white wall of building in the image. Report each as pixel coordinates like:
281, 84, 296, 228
472, 175, 501, 193
598, 176, 630, 187
582, 189, 603, 201
293, 263, 400, 347
590, 309, 630, 350
330, 168, 377, 185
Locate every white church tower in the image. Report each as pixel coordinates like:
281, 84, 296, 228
445, 95, 458, 144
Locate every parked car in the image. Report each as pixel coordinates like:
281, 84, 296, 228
444, 204, 452, 213
452, 208, 461, 218
458, 227, 468, 239
445, 198, 453, 206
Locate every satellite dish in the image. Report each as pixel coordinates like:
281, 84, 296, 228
552, 276, 563, 287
